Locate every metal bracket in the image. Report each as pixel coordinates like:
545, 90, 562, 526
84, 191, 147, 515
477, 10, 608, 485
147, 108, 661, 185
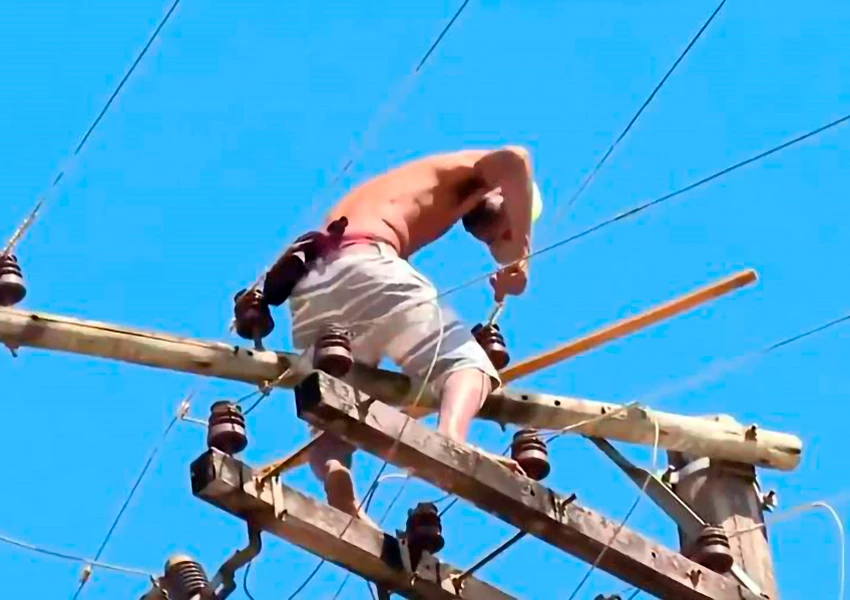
586, 437, 764, 597
209, 525, 263, 599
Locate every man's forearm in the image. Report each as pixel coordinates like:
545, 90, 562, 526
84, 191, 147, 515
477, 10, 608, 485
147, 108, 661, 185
500, 170, 533, 264
473, 146, 534, 263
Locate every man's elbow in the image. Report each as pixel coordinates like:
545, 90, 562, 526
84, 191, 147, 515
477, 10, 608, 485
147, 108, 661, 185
497, 145, 532, 172
479, 145, 532, 179
501, 145, 531, 165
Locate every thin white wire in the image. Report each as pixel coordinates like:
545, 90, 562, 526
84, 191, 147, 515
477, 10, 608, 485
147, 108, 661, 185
69, 398, 191, 598
2, 0, 183, 256
564, 412, 661, 600
248, 0, 472, 293
0, 532, 154, 579
729, 500, 846, 600
810, 502, 845, 600
287, 292, 445, 599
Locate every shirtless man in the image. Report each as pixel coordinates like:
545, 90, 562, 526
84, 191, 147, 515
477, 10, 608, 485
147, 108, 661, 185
279, 146, 541, 521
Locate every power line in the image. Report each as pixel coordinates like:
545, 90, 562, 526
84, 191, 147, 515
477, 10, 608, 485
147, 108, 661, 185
435, 110, 850, 303
70, 399, 189, 599
0, 532, 154, 579
261, 108, 850, 596
249, 0, 473, 293
2, 0, 183, 256
435, 304, 850, 523
281, 4, 473, 596
555, 0, 728, 220
565, 421, 660, 599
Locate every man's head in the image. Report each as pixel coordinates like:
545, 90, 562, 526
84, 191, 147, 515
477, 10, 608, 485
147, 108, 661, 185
462, 189, 508, 244
462, 183, 543, 262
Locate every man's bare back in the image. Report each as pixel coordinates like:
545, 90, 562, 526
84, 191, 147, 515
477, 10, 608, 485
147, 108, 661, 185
326, 147, 534, 262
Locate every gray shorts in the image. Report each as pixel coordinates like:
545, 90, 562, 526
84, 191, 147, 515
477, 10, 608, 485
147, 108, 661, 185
288, 240, 500, 475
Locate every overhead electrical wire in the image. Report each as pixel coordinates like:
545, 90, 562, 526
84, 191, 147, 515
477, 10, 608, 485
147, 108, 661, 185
70, 398, 191, 599
279, 3, 473, 596
565, 419, 660, 599
429, 110, 850, 305
4, 1, 842, 597
277, 109, 850, 596
554, 0, 728, 221
0, 532, 154, 579
434, 306, 850, 521
285, 303, 445, 600
311, 0, 733, 548
2, 0, 183, 256
247, 0, 473, 293
0, 3, 187, 596
612, 492, 850, 600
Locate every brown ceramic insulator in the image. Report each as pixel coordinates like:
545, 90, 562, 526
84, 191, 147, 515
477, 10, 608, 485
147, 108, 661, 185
511, 428, 551, 481
207, 401, 248, 455
686, 525, 734, 573
0, 254, 26, 307
233, 288, 275, 341
313, 325, 353, 378
163, 555, 210, 600
405, 502, 445, 555
471, 323, 510, 370
326, 216, 349, 238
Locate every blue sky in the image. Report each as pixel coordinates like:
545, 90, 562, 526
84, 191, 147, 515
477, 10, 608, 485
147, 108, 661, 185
1, 0, 849, 598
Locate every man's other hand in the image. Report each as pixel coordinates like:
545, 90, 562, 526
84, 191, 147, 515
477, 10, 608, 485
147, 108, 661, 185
489, 261, 528, 302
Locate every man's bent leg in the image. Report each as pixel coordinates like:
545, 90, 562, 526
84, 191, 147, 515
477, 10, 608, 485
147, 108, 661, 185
437, 368, 491, 442
436, 367, 525, 475
377, 273, 526, 474
308, 431, 378, 527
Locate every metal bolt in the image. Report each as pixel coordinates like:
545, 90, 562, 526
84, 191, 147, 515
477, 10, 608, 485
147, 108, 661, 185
761, 490, 778, 512
745, 424, 758, 441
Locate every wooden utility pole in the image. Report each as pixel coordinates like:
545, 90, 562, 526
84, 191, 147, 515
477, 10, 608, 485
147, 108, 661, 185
669, 423, 780, 598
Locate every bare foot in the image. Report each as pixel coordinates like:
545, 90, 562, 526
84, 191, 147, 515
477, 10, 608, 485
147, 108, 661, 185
475, 447, 526, 477
325, 467, 380, 528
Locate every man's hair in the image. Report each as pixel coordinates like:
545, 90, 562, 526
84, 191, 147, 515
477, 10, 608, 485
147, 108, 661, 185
462, 195, 502, 234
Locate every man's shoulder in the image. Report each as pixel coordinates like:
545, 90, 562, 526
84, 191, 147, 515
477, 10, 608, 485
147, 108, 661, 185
383, 148, 493, 172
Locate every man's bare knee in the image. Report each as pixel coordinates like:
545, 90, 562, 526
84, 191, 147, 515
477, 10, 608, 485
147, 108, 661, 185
437, 368, 493, 442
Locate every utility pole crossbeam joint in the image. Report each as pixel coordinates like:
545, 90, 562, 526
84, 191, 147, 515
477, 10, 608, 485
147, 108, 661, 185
294, 371, 763, 600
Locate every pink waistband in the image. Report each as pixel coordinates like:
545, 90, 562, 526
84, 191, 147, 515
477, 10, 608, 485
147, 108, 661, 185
336, 232, 392, 249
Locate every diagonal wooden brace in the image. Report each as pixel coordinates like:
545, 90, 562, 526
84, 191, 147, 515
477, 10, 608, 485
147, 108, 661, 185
294, 371, 762, 600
